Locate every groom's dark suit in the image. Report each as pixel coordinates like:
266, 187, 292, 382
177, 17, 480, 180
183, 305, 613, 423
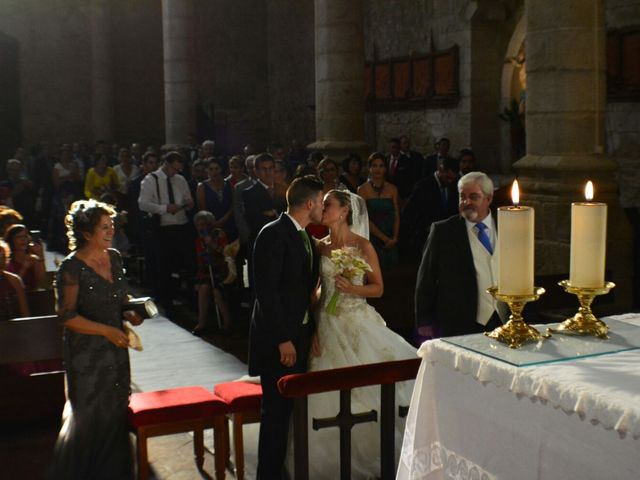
248, 213, 319, 479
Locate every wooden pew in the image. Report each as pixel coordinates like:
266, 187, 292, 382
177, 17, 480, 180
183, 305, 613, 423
26, 288, 57, 317
0, 315, 65, 426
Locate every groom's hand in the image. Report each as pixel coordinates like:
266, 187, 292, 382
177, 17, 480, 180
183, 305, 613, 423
279, 341, 297, 367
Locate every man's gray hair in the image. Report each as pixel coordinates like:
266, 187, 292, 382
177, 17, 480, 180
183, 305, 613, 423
458, 171, 494, 196
202, 140, 215, 147
193, 210, 217, 226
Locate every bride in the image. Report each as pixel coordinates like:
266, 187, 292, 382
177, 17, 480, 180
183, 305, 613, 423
301, 189, 417, 479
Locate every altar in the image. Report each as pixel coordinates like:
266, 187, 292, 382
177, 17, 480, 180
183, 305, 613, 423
397, 314, 640, 480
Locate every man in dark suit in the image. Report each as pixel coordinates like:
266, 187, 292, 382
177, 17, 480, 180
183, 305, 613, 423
415, 171, 507, 338
243, 153, 279, 246
399, 134, 425, 181
401, 156, 459, 261
243, 153, 281, 289
423, 137, 452, 177
386, 137, 414, 201
248, 175, 324, 479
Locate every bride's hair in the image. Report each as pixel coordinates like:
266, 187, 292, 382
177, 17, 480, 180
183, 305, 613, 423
327, 189, 353, 225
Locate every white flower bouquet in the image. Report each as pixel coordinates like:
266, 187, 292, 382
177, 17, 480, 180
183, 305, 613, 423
325, 246, 372, 315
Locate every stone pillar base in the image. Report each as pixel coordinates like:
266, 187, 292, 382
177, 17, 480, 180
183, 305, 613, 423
514, 154, 633, 310
307, 140, 370, 162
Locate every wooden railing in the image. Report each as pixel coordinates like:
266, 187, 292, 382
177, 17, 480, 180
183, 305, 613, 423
278, 358, 421, 480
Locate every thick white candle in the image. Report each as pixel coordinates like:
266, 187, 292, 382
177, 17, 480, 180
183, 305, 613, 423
497, 206, 535, 295
570, 202, 607, 287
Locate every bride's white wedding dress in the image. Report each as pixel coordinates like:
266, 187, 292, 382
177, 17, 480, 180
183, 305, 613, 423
300, 255, 417, 479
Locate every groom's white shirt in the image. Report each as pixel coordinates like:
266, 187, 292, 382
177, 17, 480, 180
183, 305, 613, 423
285, 212, 304, 231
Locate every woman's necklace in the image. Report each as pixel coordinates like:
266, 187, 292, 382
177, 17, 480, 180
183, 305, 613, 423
370, 180, 385, 197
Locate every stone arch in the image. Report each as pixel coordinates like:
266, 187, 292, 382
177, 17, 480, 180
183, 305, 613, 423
499, 13, 526, 171
0, 31, 21, 163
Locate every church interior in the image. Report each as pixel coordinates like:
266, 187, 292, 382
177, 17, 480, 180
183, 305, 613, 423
1, 0, 639, 479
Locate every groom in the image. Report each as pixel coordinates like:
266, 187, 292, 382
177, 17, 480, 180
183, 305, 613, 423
248, 175, 324, 479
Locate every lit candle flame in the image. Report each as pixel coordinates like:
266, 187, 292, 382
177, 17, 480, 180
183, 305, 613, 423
585, 181, 594, 202
511, 179, 520, 206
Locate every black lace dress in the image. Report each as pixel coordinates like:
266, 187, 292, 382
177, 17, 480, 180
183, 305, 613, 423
49, 249, 134, 480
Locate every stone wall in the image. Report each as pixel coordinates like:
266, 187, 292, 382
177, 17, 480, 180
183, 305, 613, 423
364, 0, 472, 155
605, 0, 640, 208
363, 0, 521, 171
0, 0, 93, 146
266, 0, 316, 147
111, 0, 164, 147
194, 0, 270, 153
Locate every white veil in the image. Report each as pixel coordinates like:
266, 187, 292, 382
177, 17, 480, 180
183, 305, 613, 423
347, 191, 370, 240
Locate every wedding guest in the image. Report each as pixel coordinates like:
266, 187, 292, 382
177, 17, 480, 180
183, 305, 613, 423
424, 137, 452, 177
127, 152, 159, 283
4, 159, 36, 226
138, 151, 194, 315
294, 164, 316, 178
84, 154, 119, 200
50, 145, 83, 251
188, 159, 208, 201
317, 157, 345, 194
358, 153, 400, 270
243, 153, 278, 250
243, 153, 279, 289
401, 157, 459, 261
387, 138, 413, 202
0, 240, 29, 320
4, 224, 46, 290
0, 206, 23, 238
192, 211, 237, 335
49, 199, 142, 479
273, 160, 290, 213
233, 155, 257, 283
306, 151, 324, 172
458, 148, 477, 176
113, 148, 140, 200
197, 159, 237, 242
339, 153, 364, 193
225, 155, 247, 188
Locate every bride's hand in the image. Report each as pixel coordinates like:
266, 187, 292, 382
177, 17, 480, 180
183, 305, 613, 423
334, 275, 354, 294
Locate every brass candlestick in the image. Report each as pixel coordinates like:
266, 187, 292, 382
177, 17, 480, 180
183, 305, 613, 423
548, 280, 615, 339
485, 286, 547, 349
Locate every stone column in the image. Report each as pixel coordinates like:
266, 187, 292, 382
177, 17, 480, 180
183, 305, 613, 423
514, 0, 632, 308
90, 0, 113, 142
161, 0, 196, 147
307, 0, 369, 158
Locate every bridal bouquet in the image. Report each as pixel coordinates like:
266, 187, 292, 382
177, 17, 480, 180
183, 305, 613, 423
326, 246, 372, 315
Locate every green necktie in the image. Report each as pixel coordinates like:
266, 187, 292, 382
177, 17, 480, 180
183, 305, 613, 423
299, 229, 312, 269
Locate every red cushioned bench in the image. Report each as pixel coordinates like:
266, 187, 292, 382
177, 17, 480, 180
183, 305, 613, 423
213, 381, 263, 480
128, 386, 228, 480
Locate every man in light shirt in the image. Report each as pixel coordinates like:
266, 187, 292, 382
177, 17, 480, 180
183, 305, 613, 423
415, 171, 507, 338
138, 151, 195, 316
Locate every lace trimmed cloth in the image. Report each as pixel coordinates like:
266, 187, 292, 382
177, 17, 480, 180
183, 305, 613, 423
417, 313, 640, 440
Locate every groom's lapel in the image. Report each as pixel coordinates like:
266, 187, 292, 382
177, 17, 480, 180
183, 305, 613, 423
281, 213, 311, 275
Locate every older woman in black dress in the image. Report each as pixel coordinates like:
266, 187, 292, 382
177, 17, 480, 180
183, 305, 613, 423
50, 200, 142, 480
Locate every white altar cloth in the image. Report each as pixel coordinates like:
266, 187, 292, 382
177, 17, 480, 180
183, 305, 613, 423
397, 314, 640, 480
